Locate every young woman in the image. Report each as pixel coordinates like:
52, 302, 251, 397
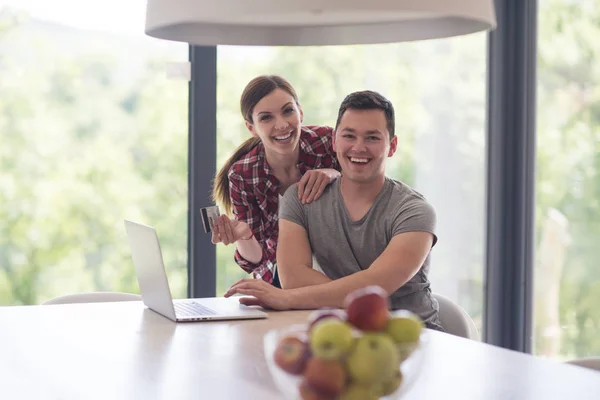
212, 75, 340, 288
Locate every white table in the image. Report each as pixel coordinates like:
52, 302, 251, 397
0, 300, 598, 399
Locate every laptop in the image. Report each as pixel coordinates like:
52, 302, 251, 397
124, 220, 268, 322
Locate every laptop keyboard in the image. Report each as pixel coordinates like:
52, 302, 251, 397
174, 301, 217, 317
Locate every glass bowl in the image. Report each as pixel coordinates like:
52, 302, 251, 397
264, 319, 428, 399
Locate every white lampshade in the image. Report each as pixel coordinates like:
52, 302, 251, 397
145, 0, 497, 46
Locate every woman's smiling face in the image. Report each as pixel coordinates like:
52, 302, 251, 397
246, 88, 304, 157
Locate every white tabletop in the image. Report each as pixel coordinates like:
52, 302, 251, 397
0, 300, 599, 400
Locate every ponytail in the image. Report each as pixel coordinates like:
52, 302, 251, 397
212, 137, 261, 215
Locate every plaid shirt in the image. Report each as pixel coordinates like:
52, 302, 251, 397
228, 125, 340, 283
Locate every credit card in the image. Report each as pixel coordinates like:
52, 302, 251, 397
200, 205, 220, 233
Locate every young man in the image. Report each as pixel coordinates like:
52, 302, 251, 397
225, 90, 442, 330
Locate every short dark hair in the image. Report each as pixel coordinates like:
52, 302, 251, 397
335, 90, 395, 139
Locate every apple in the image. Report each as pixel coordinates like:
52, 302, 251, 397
385, 310, 423, 344
345, 333, 399, 385
338, 383, 379, 400
344, 286, 390, 332
310, 319, 354, 360
273, 335, 310, 375
298, 379, 333, 400
307, 308, 347, 333
376, 369, 403, 396
303, 357, 347, 397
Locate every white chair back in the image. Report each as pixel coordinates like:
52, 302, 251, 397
566, 357, 600, 372
42, 291, 141, 305
433, 293, 479, 340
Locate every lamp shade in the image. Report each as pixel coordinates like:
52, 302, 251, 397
145, 0, 497, 46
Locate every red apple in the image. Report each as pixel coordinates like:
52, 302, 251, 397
298, 379, 335, 400
307, 308, 347, 333
344, 286, 390, 332
303, 357, 347, 397
273, 335, 311, 375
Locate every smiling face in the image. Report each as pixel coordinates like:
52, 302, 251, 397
246, 88, 304, 157
334, 108, 398, 184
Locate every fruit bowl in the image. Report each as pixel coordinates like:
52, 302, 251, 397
264, 322, 427, 399
264, 290, 429, 400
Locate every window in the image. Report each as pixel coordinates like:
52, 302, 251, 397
0, 1, 188, 304
216, 34, 487, 332
534, 0, 600, 359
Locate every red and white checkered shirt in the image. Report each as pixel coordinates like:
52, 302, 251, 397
228, 125, 340, 284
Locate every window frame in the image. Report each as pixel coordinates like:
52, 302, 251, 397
188, 45, 217, 298
188, 0, 539, 353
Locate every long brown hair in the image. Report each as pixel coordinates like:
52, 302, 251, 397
212, 75, 299, 214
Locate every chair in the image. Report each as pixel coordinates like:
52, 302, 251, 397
433, 293, 479, 340
565, 357, 600, 372
42, 291, 142, 305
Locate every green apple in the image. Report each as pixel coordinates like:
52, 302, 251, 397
338, 383, 379, 400
385, 310, 423, 344
345, 333, 399, 385
376, 369, 403, 396
310, 319, 354, 360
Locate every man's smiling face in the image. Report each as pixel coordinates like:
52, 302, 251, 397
334, 108, 397, 184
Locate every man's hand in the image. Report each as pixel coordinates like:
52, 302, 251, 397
211, 214, 253, 245
224, 279, 291, 311
297, 168, 341, 204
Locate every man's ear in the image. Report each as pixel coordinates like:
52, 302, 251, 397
388, 136, 398, 157
245, 121, 258, 138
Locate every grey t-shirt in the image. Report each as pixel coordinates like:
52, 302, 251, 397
279, 177, 443, 331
